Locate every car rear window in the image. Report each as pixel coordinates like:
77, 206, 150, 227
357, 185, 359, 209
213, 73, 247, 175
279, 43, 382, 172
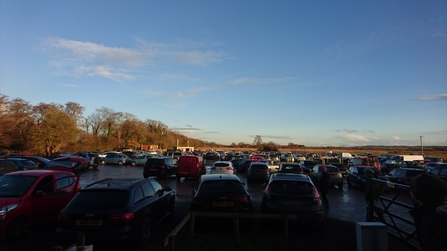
250, 164, 267, 170
269, 181, 314, 195
146, 159, 164, 165
407, 170, 425, 176
214, 162, 230, 167
327, 166, 339, 172
198, 180, 245, 195
69, 190, 129, 209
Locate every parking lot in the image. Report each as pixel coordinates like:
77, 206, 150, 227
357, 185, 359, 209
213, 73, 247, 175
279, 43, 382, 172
0, 162, 413, 251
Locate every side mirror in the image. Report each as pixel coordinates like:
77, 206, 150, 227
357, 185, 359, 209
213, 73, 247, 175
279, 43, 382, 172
34, 190, 44, 197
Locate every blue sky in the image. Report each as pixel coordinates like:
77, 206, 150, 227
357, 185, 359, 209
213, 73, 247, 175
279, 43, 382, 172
1, 1, 446, 147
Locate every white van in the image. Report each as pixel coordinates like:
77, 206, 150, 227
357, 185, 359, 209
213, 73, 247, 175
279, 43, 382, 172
385, 155, 424, 164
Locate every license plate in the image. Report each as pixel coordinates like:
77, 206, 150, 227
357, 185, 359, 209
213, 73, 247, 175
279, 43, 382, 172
149, 168, 157, 171
283, 200, 303, 205
76, 219, 103, 226
179, 171, 188, 174
213, 201, 233, 207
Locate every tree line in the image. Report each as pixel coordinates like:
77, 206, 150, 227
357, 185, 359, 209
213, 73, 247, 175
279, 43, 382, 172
0, 94, 315, 156
0, 93, 210, 156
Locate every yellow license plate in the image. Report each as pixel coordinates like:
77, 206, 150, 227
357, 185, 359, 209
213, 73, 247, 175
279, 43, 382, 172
76, 219, 103, 226
213, 201, 233, 207
149, 168, 157, 171
179, 171, 188, 174
284, 200, 303, 205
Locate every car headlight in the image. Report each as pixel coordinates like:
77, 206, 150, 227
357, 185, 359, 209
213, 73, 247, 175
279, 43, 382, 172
0, 204, 18, 220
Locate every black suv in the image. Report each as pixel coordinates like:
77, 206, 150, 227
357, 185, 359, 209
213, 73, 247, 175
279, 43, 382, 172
56, 178, 175, 247
143, 157, 178, 179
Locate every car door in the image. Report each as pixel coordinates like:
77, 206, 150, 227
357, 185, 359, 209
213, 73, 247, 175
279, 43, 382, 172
31, 173, 80, 224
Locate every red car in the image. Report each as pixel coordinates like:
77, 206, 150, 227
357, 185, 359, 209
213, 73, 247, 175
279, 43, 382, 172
45, 156, 89, 172
0, 170, 81, 238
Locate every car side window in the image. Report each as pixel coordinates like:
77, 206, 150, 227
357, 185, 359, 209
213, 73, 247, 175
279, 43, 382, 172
55, 173, 74, 189
133, 186, 144, 203
34, 176, 55, 196
149, 180, 163, 194
142, 182, 155, 197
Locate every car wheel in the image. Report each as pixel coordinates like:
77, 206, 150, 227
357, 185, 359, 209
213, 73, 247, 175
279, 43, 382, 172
118, 161, 124, 165
176, 175, 182, 180
135, 216, 151, 247
6, 216, 29, 239
100, 160, 106, 165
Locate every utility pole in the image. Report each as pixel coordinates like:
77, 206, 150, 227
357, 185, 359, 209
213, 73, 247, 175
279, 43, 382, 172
420, 135, 424, 155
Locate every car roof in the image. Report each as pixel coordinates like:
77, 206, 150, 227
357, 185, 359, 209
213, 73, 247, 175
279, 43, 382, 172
200, 174, 241, 182
84, 178, 148, 190
4, 170, 74, 176
269, 173, 312, 182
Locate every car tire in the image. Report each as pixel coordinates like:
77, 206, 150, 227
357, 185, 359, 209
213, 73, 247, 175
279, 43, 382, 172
135, 216, 151, 247
6, 216, 29, 239
118, 161, 123, 165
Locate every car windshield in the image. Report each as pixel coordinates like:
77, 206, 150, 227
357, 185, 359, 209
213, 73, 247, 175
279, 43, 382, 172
198, 180, 245, 195
0, 175, 37, 197
68, 190, 129, 209
269, 181, 314, 195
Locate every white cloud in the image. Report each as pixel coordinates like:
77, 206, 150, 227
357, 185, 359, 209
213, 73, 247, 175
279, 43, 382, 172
411, 94, 447, 101
343, 134, 370, 142
392, 136, 400, 140
44, 37, 226, 81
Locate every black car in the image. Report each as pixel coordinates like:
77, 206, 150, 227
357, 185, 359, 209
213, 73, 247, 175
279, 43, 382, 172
299, 160, 317, 173
190, 174, 253, 213
328, 163, 347, 176
380, 162, 400, 174
386, 168, 427, 185
143, 157, 178, 179
13, 156, 50, 169
427, 166, 447, 182
260, 173, 325, 227
277, 163, 304, 174
246, 162, 270, 183
56, 178, 175, 247
236, 159, 253, 173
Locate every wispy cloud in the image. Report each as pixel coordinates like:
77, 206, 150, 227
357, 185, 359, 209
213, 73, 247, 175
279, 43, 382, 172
249, 135, 292, 140
229, 77, 295, 85
411, 94, 447, 101
44, 37, 226, 81
335, 129, 357, 133
58, 83, 79, 87
343, 134, 370, 142
392, 136, 400, 140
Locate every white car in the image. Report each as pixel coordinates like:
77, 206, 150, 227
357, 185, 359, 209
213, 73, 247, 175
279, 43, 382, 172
210, 161, 236, 175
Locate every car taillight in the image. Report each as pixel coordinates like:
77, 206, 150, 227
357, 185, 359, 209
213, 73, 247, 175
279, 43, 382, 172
263, 186, 271, 199
159, 164, 166, 169
22, 166, 28, 170
313, 188, 320, 202
57, 212, 71, 222
403, 176, 412, 181
109, 213, 134, 222
235, 195, 250, 203
226, 167, 232, 171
